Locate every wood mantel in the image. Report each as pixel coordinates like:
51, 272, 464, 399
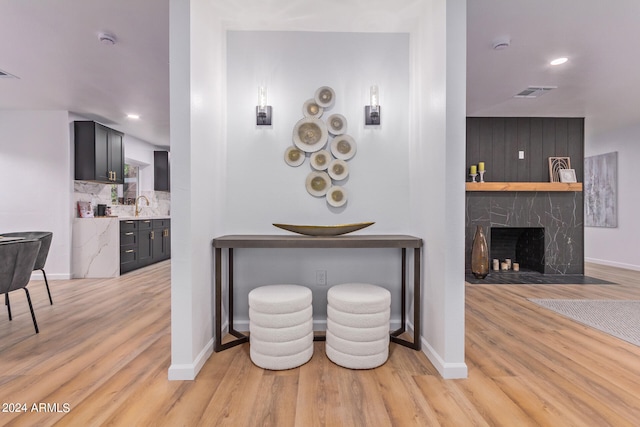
466, 182, 583, 192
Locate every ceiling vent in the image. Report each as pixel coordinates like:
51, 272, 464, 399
0, 68, 19, 79
514, 86, 557, 98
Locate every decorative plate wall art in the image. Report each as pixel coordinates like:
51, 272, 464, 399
293, 117, 328, 153
303, 98, 324, 118
305, 171, 331, 197
283, 86, 357, 209
327, 114, 347, 135
284, 146, 305, 167
315, 86, 336, 108
328, 159, 348, 181
310, 150, 331, 171
330, 135, 357, 160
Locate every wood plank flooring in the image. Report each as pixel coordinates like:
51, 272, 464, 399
1, 261, 639, 426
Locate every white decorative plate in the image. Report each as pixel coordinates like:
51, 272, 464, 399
293, 117, 328, 153
326, 185, 347, 207
330, 135, 357, 160
305, 171, 331, 197
284, 146, 305, 167
328, 159, 349, 180
310, 150, 331, 171
326, 114, 347, 135
302, 98, 324, 118
314, 86, 335, 108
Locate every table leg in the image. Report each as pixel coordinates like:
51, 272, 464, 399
413, 247, 421, 350
215, 247, 222, 352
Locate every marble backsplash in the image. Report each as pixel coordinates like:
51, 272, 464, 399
466, 191, 584, 274
74, 181, 170, 218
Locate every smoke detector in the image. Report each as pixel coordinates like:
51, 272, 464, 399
98, 32, 117, 45
492, 36, 511, 50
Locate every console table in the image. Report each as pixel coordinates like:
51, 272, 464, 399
212, 234, 423, 352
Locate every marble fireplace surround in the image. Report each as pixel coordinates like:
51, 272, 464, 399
466, 191, 584, 275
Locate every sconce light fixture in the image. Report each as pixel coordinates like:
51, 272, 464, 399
256, 86, 272, 126
365, 85, 380, 125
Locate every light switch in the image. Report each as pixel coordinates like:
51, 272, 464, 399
518, 151, 525, 159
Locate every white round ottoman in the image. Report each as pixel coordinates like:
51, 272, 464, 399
326, 283, 390, 369
248, 284, 313, 370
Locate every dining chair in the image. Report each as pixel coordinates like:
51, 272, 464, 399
0, 239, 42, 333
1, 231, 53, 304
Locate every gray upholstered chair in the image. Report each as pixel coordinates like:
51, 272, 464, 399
1, 232, 53, 304
0, 239, 42, 333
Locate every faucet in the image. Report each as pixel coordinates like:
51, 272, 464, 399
135, 195, 150, 217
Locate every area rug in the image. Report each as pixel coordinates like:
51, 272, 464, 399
528, 299, 640, 346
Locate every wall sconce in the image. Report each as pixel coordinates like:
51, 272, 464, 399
256, 86, 272, 126
365, 85, 380, 125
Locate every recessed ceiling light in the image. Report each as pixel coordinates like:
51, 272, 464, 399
550, 57, 568, 66
127, 114, 140, 120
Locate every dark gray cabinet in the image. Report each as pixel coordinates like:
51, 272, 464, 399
120, 220, 139, 274
138, 220, 153, 267
154, 151, 170, 191
152, 219, 171, 261
120, 218, 170, 274
75, 121, 124, 184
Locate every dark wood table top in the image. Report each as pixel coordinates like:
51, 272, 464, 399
212, 234, 422, 249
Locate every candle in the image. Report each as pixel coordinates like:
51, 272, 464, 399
493, 259, 499, 271
470, 165, 477, 175
478, 162, 485, 171
513, 263, 520, 272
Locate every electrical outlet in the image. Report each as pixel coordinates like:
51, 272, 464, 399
519, 150, 525, 159
316, 270, 327, 286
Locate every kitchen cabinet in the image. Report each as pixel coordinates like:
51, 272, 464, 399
154, 151, 170, 191
74, 121, 124, 184
120, 218, 170, 274
152, 219, 171, 261
138, 220, 153, 267
120, 220, 139, 274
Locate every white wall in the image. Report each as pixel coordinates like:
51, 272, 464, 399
224, 31, 410, 324
169, 0, 467, 380
0, 110, 73, 279
408, 0, 467, 378
168, 0, 222, 380
585, 122, 640, 270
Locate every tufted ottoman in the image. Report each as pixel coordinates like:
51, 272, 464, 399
326, 283, 391, 369
248, 284, 314, 370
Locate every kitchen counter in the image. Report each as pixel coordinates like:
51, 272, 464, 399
72, 216, 171, 278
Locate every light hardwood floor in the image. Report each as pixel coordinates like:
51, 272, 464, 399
1, 261, 639, 426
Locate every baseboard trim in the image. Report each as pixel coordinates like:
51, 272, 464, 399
586, 257, 640, 272
420, 337, 468, 379
168, 338, 214, 381
30, 272, 71, 280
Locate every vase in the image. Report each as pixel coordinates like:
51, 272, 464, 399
471, 225, 489, 279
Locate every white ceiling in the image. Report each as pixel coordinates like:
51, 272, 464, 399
1, 1, 639, 148
467, 0, 640, 137
0, 0, 169, 147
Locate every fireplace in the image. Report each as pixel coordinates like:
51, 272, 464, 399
465, 191, 584, 275
490, 227, 545, 273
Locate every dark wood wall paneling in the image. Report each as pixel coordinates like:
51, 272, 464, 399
466, 117, 584, 183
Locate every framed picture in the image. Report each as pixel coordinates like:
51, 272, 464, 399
559, 168, 577, 183
548, 157, 571, 182
585, 152, 618, 227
